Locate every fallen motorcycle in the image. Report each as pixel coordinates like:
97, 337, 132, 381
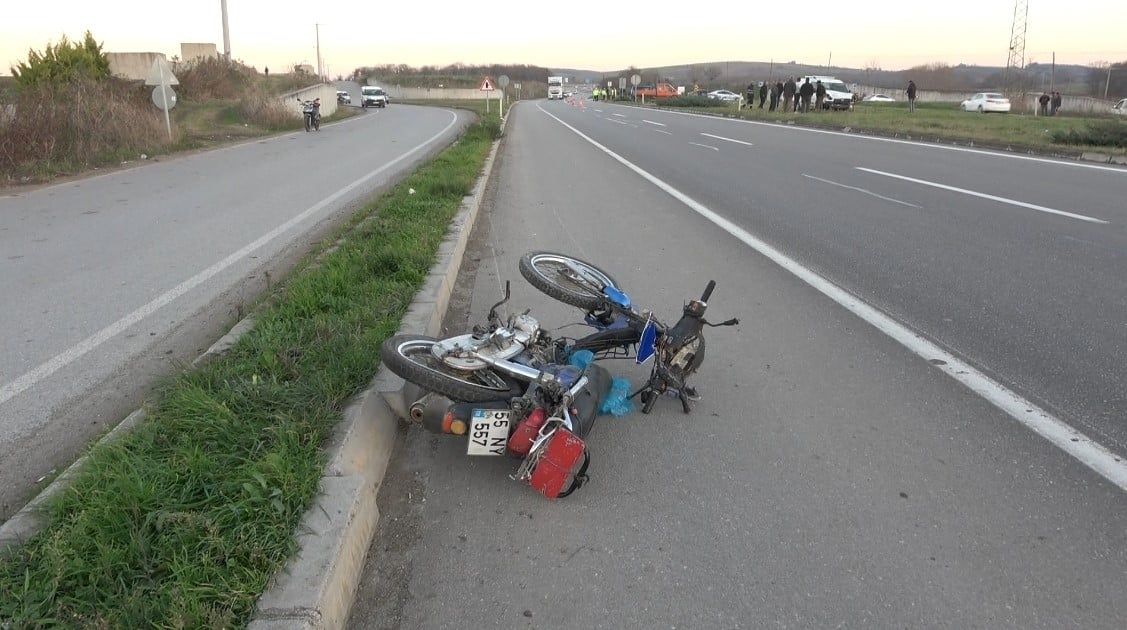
379, 283, 612, 498
518, 251, 739, 414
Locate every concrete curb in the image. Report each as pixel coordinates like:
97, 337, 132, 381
246, 133, 502, 630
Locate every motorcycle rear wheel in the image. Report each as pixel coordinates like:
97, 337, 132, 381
380, 334, 524, 402
519, 251, 620, 311
304, 114, 311, 132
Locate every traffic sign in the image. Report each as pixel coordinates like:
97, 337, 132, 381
479, 76, 495, 91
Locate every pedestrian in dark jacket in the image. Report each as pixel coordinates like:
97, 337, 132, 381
1051, 91, 1062, 115
906, 80, 918, 112
772, 80, 783, 111
783, 77, 796, 113
1039, 92, 1050, 116
815, 80, 826, 111
747, 82, 756, 107
799, 78, 814, 112
759, 82, 768, 108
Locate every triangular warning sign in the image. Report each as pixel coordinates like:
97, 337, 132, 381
479, 76, 495, 91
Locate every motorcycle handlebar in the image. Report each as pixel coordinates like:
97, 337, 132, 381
700, 280, 716, 303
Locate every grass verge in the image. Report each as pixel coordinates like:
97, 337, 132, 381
656, 100, 1127, 155
0, 104, 499, 628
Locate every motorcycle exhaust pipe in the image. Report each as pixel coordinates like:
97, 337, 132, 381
409, 392, 451, 423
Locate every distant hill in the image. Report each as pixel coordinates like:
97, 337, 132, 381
550, 60, 1099, 94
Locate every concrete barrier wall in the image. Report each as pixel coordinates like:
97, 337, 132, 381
854, 84, 1118, 114
180, 43, 218, 63
107, 52, 167, 81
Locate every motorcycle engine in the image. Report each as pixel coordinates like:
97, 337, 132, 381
511, 313, 541, 345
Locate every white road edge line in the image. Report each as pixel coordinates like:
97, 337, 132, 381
802, 173, 921, 208
702, 132, 753, 146
538, 102, 1127, 493
689, 142, 719, 151
0, 111, 462, 407
857, 167, 1109, 224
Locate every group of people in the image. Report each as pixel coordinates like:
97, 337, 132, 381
1038, 91, 1063, 116
745, 77, 828, 113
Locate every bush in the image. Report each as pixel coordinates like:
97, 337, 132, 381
1050, 120, 1127, 148
10, 31, 110, 87
0, 77, 169, 180
176, 57, 256, 101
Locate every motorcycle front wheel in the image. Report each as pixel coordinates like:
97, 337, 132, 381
380, 334, 524, 403
519, 251, 620, 311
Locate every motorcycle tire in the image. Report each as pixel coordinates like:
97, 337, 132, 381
304, 115, 311, 132
380, 334, 525, 403
519, 251, 620, 312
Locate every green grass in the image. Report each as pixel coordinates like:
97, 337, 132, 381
659, 99, 1127, 155
0, 104, 499, 628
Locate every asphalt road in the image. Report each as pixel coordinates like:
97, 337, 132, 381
0, 104, 473, 521
349, 100, 1127, 628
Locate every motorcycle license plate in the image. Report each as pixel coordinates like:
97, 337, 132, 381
467, 408, 510, 456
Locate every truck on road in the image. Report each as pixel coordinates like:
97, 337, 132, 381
547, 76, 564, 100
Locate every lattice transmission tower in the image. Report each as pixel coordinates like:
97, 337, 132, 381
1004, 0, 1029, 102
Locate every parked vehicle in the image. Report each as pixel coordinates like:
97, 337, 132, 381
633, 82, 680, 99
707, 89, 742, 102
864, 94, 895, 102
518, 252, 739, 414
297, 98, 321, 131
1113, 98, 1127, 115
797, 75, 854, 110
961, 93, 1011, 113
361, 86, 387, 108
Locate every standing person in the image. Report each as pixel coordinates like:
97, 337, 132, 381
1051, 91, 1062, 116
906, 79, 918, 112
815, 80, 826, 111
782, 77, 796, 113
799, 78, 814, 112
772, 80, 783, 111
747, 82, 756, 108
1038, 91, 1050, 116
759, 81, 768, 108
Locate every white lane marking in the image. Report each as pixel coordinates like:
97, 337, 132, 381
654, 129, 673, 135
802, 173, 921, 208
643, 120, 667, 127
701, 132, 753, 147
627, 106, 1127, 174
537, 102, 1127, 493
613, 113, 627, 118
857, 167, 1109, 224
689, 142, 719, 151
606, 118, 628, 125
0, 112, 462, 407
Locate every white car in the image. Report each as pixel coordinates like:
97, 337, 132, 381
1113, 98, 1127, 115
707, 89, 742, 102
336, 90, 351, 104
960, 92, 1011, 113
864, 94, 895, 102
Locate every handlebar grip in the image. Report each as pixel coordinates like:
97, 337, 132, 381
700, 280, 716, 303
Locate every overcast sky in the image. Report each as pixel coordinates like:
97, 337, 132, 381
3, 1, 1125, 77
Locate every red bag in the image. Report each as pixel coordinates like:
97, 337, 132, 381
528, 427, 590, 499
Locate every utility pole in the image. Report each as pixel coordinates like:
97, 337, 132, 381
220, 0, 231, 62
315, 24, 323, 80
